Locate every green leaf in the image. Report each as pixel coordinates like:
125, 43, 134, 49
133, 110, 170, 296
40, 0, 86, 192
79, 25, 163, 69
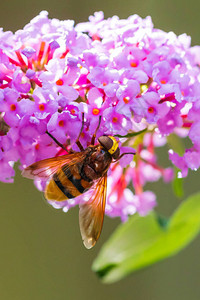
92, 193, 200, 283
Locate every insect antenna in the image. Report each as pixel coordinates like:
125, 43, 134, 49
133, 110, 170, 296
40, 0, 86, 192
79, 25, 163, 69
46, 131, 69, 153
113, 151, 136, 162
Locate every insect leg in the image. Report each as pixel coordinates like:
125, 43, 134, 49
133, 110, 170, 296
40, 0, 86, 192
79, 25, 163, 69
91, 116, 102, 145
65, 138, 75, 153
46, 131, 69, 153
75, 113, 85, 151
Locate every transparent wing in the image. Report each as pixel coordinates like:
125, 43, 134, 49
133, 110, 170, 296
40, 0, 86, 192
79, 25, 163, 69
22, 152, 85, 180
79, 174, 107, 249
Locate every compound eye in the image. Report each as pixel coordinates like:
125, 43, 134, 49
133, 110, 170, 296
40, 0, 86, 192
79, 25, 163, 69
98, 136, 113, 151
98, 136, 120, 159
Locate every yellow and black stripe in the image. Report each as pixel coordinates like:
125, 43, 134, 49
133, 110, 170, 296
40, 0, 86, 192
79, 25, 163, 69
45, 165, 92, 201
107, 136, 119, 156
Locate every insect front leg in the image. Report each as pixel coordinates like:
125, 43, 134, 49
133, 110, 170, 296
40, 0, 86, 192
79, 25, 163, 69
91, 116, 102, 145
75, 113, 85, 151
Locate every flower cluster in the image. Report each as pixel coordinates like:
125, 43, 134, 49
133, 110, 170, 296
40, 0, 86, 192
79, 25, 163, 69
1, 11, 200, 220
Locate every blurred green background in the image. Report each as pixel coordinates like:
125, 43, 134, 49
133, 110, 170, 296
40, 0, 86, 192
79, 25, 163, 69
1, 0, 200, 299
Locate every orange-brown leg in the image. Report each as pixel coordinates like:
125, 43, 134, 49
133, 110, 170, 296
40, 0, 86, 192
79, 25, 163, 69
47, 113, 85, 153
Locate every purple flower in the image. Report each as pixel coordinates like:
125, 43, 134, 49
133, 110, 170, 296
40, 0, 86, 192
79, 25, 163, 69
0, 11, 200, 221
0, 88, 21, 126
116, 80, 141, 118
103, 106, 132, 136
132, 191, 157, 216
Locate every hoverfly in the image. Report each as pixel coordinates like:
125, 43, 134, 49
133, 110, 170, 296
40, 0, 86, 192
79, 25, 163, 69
22, 114, 135, 249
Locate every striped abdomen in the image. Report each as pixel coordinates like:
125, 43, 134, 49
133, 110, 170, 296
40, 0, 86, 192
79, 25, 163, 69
45, 163, 93, 201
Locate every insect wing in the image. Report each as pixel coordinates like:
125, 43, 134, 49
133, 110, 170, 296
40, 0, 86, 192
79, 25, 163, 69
22, 152, 85, 180
79, 174, 107, 249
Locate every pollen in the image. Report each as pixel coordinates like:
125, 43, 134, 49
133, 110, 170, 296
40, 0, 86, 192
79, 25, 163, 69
58, 120, 65, 127
123, 97, 130, 104
160, 79, 167, 84
35, 143, 40, 150
38, 103, 45, 111
92, 108, 100, 115
148, 106, 155, 113
10, 104, 16, 111
56, 79, 64, 86
130, 61, 138, 67
70, 108, 76, 115
112, 116, 118, 123
102, 82, 107, 86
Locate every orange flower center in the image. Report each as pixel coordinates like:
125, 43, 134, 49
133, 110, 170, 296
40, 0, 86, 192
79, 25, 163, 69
35, 144, 40, 150
160, 79, 167, 84
148, 106, 155, 113
58, 120, 65, 127
112, 117, 118, 123
56, 79, 64, 86
130, 61, 138, 67
123, 97, 129, 104
10, 104, 16, 111
70, 109, 76, 115
39, 104, 45, 111
92, 108, 100, 115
